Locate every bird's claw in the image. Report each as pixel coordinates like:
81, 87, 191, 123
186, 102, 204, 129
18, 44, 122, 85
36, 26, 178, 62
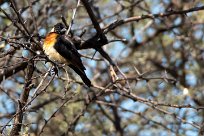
51, 65, 59, 76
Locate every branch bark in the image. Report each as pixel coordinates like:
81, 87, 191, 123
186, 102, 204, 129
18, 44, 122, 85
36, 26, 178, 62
0, 62, 28, 83
10, 61, 34, 136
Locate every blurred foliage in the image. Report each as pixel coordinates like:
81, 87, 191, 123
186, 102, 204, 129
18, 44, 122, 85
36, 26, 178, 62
0, 0, 204, 136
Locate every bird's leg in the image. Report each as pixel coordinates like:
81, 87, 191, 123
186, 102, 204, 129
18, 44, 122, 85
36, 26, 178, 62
49, 60, 59, 76
53, 66, 58, 75
45, 59, 49, 64
52, 63, 59, 76
44, 55, 49, 64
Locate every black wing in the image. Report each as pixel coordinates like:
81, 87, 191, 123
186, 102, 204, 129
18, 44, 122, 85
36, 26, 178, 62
69, 64, 91, 87
54, 35, 91, 87
54, 35, 86, 70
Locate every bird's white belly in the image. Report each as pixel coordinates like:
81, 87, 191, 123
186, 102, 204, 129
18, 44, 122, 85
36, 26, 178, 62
44, 46, 70, 64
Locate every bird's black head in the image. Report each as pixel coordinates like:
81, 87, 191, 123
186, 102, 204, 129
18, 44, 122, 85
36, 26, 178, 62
52, 23, 66, 34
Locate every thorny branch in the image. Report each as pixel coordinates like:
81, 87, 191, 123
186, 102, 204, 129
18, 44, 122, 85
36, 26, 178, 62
0, 0, 204, 135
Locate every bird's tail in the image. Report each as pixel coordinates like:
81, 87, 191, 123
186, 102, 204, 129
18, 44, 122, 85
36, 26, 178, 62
69, 65, 91, 87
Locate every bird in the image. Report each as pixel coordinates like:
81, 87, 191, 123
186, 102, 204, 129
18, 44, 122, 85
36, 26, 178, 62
43, 23, 91, 87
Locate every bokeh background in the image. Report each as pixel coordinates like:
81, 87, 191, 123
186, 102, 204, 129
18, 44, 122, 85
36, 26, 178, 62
0, 0, 204, 135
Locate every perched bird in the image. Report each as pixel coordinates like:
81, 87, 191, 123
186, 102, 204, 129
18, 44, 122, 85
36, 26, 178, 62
43, 23, 91, 87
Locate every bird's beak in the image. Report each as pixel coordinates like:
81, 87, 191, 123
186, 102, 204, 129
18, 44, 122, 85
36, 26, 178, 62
50, 28, 55, 32
60, 28, 67, 33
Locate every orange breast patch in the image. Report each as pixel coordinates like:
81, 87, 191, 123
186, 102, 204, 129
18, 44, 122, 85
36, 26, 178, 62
43, 32, 70, 64
43, 33, 58, 48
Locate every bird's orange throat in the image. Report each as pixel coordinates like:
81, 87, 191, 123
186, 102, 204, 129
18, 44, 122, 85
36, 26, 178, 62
43, 33, 58, 48
43, 32, 68, 64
